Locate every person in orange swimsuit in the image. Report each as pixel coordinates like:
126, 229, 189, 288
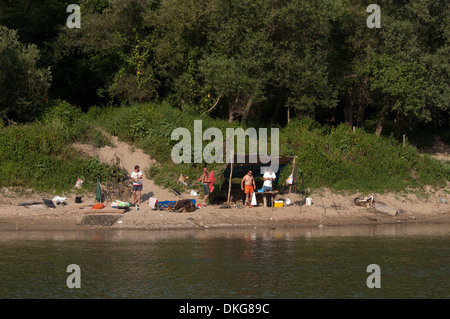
241, 170, 256, 207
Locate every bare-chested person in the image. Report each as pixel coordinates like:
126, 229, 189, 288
241, 170, 256, 207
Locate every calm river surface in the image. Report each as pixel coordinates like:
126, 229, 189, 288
0, 223, 448, 299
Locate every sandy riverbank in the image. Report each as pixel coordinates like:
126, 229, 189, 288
1, 132, 448, 232
0, 186, 448, 232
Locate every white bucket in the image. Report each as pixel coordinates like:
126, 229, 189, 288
306, 197, 312, 206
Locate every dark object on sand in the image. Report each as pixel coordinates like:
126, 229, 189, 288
43, 199, 56, 208
170, 187, 181, 196
173, 199, 195, 213
18, 201, 43, 207
75, 197, 83, 203
354, 195, 374, 207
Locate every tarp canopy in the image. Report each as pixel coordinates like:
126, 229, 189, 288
222, 154, 296, 184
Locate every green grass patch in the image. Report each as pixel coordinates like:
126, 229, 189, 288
2, 101, 448, 198
95, 103, 449, 197
0, 100, 127, 194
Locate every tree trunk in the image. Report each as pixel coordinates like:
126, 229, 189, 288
375, 110, 386, 136
394, 112, 404, 139
375, 120, 383, 136
241, 93, 255, 124
287, 106, 290, 124
376, 99, 391, 136
228, 96, 239, 123
344, 88, 354, 126
241, 83, 259, 124
271, 103, 282, 125
207, 93, 222, 113
356, 75, 371, 127
344, 102, 353, 127
228, 110, 235, 123
356, 103, 366, 127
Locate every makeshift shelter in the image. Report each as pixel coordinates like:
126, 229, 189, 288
221, 154, 298, 202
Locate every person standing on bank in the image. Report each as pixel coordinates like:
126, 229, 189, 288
241, 170, 256, 207
262, 168, 276, 192
201, 167, 211, 206
131, 165, 143, 209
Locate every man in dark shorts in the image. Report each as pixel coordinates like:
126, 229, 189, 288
131, 165, 143, 208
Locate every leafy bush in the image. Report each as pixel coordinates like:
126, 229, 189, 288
0, 26, 51, 123
0, 107, 127, 193
98, 103, 449, 197
3, 101, 447, 196
280, 120, 449, 193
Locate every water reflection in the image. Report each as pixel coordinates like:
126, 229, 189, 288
0, 223, 448, 242
0, 223, 448, 298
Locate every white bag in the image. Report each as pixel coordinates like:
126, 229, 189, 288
52, 196, 66, 204
148, 197, 158, 209
285, 197, 291, 206
286, 174, 293, 185
251, 192, 257, 206
75, 179, 83, 188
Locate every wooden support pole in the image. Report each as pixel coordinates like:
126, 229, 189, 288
227, 153, 233, 203
288, 157, 297, 195
293, 156, 298, 194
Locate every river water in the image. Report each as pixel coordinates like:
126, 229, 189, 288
0, 223, 448, 299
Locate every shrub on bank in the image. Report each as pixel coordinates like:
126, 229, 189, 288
0, 101, 127, 193
98, 103, 449, 196
1, 100, 447, 197
279, 119, 449, 193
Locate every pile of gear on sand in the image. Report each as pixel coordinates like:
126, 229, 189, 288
15, 176, 198, 214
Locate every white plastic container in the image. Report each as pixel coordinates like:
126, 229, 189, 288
306, 197, 312, 206
285, 197, 291, 206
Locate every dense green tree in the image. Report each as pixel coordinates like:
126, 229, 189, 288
0, 26, 51, 123
53, 0, 158, 106
368, 54, 429, 136
0, 0, 447, 135
196, 0, 338, 124
327, 0, 449, 135
0, 0, 74, 47
142, 0, 213, 111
